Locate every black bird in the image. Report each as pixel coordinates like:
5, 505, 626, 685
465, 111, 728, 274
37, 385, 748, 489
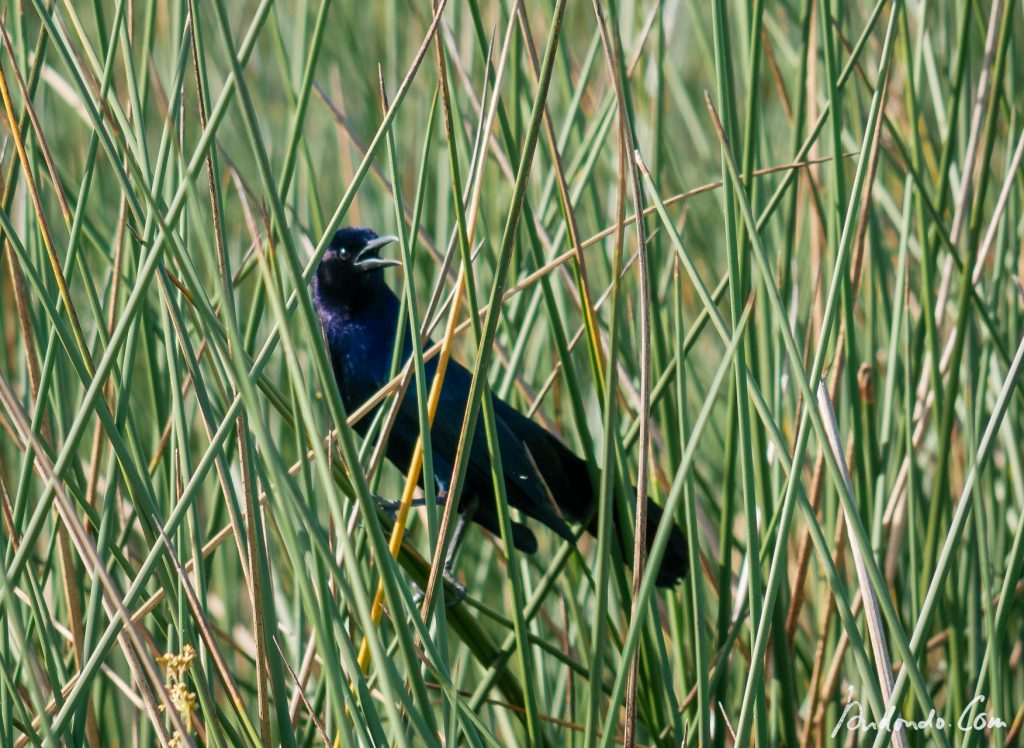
312, 227, 689, 597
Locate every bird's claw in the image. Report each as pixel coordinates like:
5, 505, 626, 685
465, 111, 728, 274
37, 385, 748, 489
375, 492, 447, 522
372, 491, 465, 606
443, 568, 466, 607
406, 576, 463, 607
374, 494, 401, 520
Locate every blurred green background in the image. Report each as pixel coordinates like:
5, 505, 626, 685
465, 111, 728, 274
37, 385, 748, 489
0, 0, 1022, 746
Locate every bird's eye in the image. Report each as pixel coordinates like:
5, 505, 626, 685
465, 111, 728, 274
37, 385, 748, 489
338, 247, 350, 260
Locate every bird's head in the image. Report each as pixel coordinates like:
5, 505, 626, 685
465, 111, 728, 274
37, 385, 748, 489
315, 227, 400, 294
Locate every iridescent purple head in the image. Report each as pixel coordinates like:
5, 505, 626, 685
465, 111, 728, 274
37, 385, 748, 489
315, 227, 399, 294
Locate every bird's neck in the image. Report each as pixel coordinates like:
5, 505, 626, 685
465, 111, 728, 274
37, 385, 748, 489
313, 271, 400, 327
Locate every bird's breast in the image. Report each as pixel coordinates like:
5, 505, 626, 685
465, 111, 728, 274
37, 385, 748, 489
322, 314, 394, 409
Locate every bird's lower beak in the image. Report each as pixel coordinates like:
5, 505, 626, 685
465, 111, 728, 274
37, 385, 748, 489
354, 234, 401, 270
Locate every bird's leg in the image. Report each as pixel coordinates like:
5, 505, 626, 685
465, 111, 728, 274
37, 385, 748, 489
393, 498, 467, 607
440, 501, 474, 607
374, 481, 465, 604
376, 474, 450, 521
431, 473, 450, 509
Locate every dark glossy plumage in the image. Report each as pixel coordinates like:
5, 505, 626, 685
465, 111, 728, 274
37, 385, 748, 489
312, 227, 688, 587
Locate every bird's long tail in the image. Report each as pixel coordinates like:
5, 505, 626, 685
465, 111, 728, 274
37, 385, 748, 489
575, 491, 689, 587
637, 499, 690, 587
602, 497, 692, 586
516, 432, 690, 586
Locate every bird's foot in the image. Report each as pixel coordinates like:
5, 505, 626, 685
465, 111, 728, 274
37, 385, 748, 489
406, 575, 463, 607
375, 492, 449, 521
442, 567, 467, 607
373, 494, 401, 520
377, 492, 466, 606
439, 510, 469, 607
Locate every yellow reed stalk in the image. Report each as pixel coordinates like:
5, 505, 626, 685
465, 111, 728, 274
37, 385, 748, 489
355, 268, 467, 672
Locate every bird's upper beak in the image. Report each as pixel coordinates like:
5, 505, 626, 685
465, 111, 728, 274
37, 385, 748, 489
354, 234, 401, 271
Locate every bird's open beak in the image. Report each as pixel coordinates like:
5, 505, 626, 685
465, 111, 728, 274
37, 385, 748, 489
354, 234, 401, 271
